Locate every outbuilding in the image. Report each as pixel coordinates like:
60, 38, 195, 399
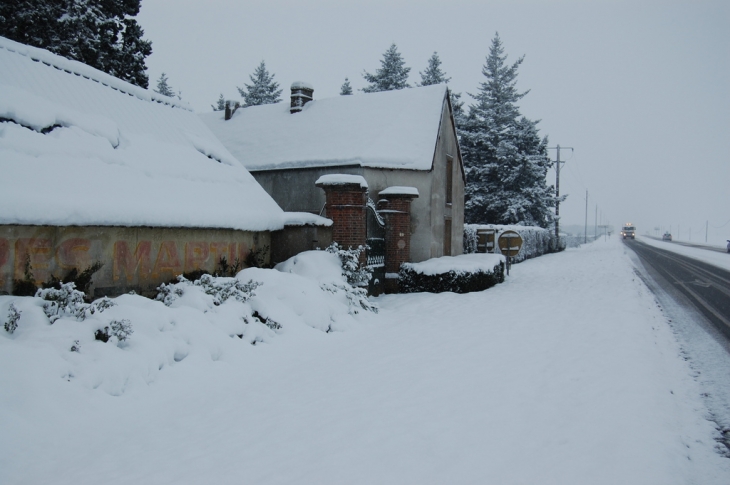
0, 36, 328, 297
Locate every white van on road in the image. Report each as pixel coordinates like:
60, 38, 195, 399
621, 224, 636, 239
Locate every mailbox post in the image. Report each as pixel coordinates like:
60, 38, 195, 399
497, 230, 523, 275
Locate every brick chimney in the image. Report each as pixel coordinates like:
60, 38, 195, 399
224, 100, 240, 121
290, 81, 313, 114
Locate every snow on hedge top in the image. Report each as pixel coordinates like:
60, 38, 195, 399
201, 84, 448, 171
0, 36, 284, 231
402, 253, 505, 276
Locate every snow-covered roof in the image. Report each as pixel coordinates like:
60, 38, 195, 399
201, 84, 449, 172
0, 36, 285, 232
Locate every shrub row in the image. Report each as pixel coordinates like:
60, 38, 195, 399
464, 224, 565, 263
399, 260, 505, 294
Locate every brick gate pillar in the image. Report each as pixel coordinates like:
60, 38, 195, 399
315, 174, 368, 250
378, 186, 419, 293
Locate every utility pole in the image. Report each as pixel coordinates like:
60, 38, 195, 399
548, 145, 574, 239
594, 204, 598, 239
584, 190, 588, 244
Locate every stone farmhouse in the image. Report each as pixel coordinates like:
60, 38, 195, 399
202, 83, 466, 269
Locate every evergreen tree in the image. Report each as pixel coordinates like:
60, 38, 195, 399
362, 44, 411, 93
154, 73, 175, 97
0, 0, 152, 88
415, 52, 464, 133
450, 91, 465, 127
340, 78, 353, 95
418, 52, 450, 86
237, 61, 282, 107
460, 33, 556, 227
212, 93, 226, 111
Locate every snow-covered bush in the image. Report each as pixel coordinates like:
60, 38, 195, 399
275, 249, 378, 316
78, 298, 116, 321
562, 234, 599, 248
325, 242, 371, 287
0, 250, 381, 398
320, 282, 378, 315
246, 311, 281, 331
36, 282, 87, 323
195, 274, 261, 305
155, 277, 186, 306
4, 303, 21, 333
94, 320, 132, 344
320, 243, 377, 314
155, 274, 261, 307
36, 283, 116, 323
399, 254, 505, 294
109, 319, 133, 342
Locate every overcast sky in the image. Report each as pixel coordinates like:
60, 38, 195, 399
138, 0, 729, 243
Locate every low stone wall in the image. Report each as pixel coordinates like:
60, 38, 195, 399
0, 225, 269, 298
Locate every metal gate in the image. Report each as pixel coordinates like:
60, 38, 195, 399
366, 198, 385, 294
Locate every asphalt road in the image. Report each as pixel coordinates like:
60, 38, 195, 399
645, 236, 730, 254
625, 238, 730, 341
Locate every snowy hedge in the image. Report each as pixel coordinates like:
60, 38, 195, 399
464, 224, 564, 263
562, 234, 600, 248
399, 254, 505, 294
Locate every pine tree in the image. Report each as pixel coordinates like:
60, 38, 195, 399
340, 78, 353, 95
0, 0, 152, 88
154, 73, 175, 97
212, 93, 226, 111
115, 17, 152, 88
237, 61, 282, 107
362, 44, 411, 93
418, 52, 450, 86
450, 91, 465, 127
460, 33, 556, 227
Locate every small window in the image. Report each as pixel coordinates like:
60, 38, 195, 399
444, 219, 452, 256
446, 157, 453, 204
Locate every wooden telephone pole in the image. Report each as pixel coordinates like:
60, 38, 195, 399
548, 145, 574, 239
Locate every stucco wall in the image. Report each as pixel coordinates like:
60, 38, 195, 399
253, 166, 364, 214
0, 225, 268, 297
430, 97, 465, 259
270, 225, 332, 266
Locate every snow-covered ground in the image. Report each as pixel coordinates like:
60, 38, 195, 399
2, 237, 729, 484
